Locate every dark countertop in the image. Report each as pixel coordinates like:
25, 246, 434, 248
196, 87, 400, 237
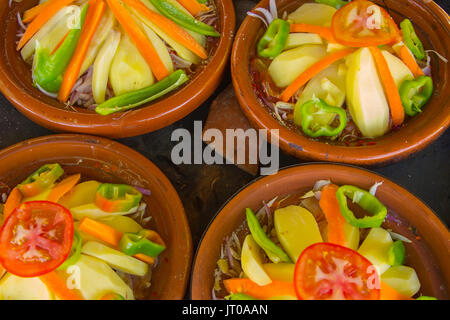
0, 0, 448, 252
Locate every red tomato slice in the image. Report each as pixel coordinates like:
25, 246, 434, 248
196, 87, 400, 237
331, 0, 400, 47
0, 201, 73, 277
294, 242, 380, 300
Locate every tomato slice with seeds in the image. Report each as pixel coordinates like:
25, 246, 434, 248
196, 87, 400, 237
0, 201, 73, 277
294, 242, 380, 300
331, 0, 400, 47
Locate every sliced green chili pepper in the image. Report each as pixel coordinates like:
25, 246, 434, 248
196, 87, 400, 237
95, 69, 189, 115
400, 19, 425, 60
18, 163, 64, 198
257, 19, 290, 59
399, 76, 433, 117
95, 184, 142, 213
148, 0, 219, 37
336, 185, 387, 228
416, 296, 437, 300
119, 230, 166, 257
58, 230, 82, 270
388, 240, 406, 266
32, 4, 89, 93
315, 0, 348, 9
245, 208, 291, 263
300, 99, 347, 138
226, 293, 259, 300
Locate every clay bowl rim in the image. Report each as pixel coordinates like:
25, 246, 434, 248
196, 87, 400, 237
0, 0, 236, 139
0, 134, 193, 300
231, 0, 450, 165
190, 163, 450, 300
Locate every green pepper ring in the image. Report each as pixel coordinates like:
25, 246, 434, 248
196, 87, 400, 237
257, 19, 290, 59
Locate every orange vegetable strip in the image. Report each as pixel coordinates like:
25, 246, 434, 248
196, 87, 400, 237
224, 278, 297, 300
397, 44, 424, 77
78, 217, 155, 264
58, 0, 105, 102
3, 187, 23, 219
380, 281, 414, 300
319, 184, 346, 246
17, 0, 75, 50
290, 24, 336, 43
177, 0, 210, 16
122, 0, 207, 59
47, 174, 81, 203
40, 271, 83, 300
22, 0, 75, 23
369, 46, 405, 127
106, 0, 169, 81
281, 48, 355, 102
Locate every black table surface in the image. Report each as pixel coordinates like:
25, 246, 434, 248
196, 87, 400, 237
0, 0, 448, 252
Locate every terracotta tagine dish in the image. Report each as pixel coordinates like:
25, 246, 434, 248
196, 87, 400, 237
0, 0, 235, 138
192, 164, 449, 300
0, 134, 192, 300
232, 0, 450, 165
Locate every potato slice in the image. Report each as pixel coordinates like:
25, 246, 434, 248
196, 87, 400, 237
274, 205, 323, 262
0, 273, 54, 300
263, 263, 295, 282
268, 45, 327, 87
358, 227, 393, 275
287, 3, 337, 27
285, 33, 323, 50
59, 180, 101, 209
382, 50, 414, 89
70, 203, 138, 220
381, 266, 421, 297
81, 241, 148, 276
241, 235, 272, 286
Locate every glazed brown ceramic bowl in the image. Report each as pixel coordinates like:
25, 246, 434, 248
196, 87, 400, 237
232, 0, 450, 165
0, 134, 192, 300
191, 164, 450, 300
0, 0, 235, 138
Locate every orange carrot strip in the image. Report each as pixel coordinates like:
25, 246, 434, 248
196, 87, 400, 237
369, 46, 405, 127
106, 0, 169, 81
122, 0, 207, 59
22, 0, 76, 23
17, 0, 75, 50
281, 48, 355, 102
397, 44, 424, 77
177, 0, 210, 16
58, 0, 106, 102
290, 24, 336, 43
319, 184, 346, 246
40, 271, 83, 300
380, 281, 414, 300
224, 278, 297, 300
47, 174, 81, 203
78, 217, 155, 264
3, 187, 23, 219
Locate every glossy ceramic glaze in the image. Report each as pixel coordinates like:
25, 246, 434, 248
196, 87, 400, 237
0, 134, 192, 300
0, 0, 235, 138
232, 0, 450, 165
191, 164, 450, 300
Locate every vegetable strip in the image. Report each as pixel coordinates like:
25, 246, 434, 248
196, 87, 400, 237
58, 0, 106, 102
319, 184, 347, 246
107, 0, 169, 81
22, 0, 75, 23
3, 187, 22, 219
281, 48, 355, 102
224, 278, 297, 300
47, 174, 81, 203
369, 46, 405, 127
290, 24, 336, 43
78, 217, 156, 264
122, 0, 207, 59
397, 44, 424, 77
177, 0, 210, 16
17, 0, 76, 50
380, 281, 414, 300
40, 271, 83, 300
